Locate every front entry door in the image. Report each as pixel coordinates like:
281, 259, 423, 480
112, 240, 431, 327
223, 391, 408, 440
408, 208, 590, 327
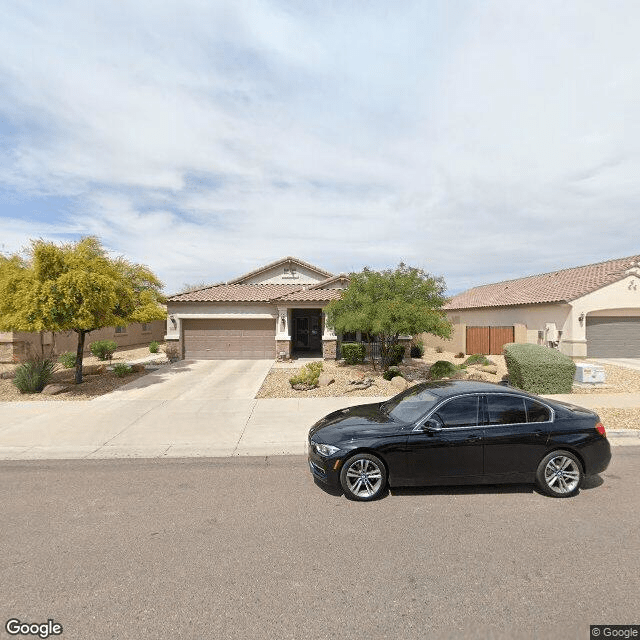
401, 395, 484, 485
294, 314, 322, 351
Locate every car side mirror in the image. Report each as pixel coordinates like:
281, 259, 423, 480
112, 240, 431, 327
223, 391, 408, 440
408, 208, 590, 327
423, 418, 442, 432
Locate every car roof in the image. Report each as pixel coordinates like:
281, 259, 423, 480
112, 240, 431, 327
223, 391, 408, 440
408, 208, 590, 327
417, 379, 522, 398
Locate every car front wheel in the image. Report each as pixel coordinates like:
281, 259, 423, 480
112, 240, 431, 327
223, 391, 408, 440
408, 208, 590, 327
536, 450, 583, 498
340, 453, 387, 501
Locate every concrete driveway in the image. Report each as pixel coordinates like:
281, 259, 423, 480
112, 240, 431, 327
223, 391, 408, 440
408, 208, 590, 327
0, 360, 385, 460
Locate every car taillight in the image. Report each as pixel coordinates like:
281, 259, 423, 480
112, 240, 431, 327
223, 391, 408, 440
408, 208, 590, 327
595, 422, 607, 437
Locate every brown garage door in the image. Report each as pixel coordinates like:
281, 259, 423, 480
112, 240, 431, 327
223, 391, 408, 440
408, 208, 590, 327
586, 316, 640, 358
183, 319, 276, 359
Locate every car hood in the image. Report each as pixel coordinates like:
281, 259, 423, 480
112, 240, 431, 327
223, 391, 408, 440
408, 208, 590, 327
309, 402, 401, 441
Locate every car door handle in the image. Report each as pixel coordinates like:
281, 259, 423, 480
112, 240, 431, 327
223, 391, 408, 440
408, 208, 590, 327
465, 435, 481, 442
533, 429, 544, 437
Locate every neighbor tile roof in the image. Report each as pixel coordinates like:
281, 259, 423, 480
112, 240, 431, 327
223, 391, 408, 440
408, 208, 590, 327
447, 255, 640, 310
167, 284, 304, 303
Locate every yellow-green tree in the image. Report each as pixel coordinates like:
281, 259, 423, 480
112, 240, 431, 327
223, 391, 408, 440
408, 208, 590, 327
0, 237, 165, 384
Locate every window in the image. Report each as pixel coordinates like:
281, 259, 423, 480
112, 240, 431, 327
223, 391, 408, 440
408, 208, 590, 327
486, 395, 527, 425
141, 323, 151, 332
525, 399, 551, 423
382, 388, 439, 424
283, 267, 298, 278
115, 326, 126, 334
433, 396, 480, 428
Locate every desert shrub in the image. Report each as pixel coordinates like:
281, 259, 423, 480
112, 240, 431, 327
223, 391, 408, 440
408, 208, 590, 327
464, 354, 494, 366
13, 356, 56, 393
455, 352, 465, 359
410, 341, 424, 358
383, 367, 403, 381
58, 352, 77, 369
382, 345, 405, 368
503, 343, 576, 394
429, 360, 460, 380
149, 341, 159, 353
90, 340, 118, 361
340, 342, 366, 365
435, 345, 444, 353
112, 363, 132, 378
289, 362, 323, 387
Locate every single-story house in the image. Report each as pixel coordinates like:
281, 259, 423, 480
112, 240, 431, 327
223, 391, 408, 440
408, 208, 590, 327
420, 255, 640, 358
165, 257, 362, 360
0, 320, 166, 363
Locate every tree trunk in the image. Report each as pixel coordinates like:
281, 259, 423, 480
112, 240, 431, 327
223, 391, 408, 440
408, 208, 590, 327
74, 330, 86, 384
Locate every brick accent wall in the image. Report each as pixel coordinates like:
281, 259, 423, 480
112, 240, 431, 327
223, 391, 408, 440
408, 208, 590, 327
165, 338, 181, 362
276, 340, 291, 360
399, 338, 413, 360
322, 339, 337, 360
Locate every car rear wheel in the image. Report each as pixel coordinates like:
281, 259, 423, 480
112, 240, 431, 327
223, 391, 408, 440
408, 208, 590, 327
536, 450, 583, 498
340, 453, 387, 501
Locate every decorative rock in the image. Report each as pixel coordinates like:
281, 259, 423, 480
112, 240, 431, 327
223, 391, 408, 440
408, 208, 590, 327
83, 364, 106, 375
318, 374, 335, 387
130, 363, 145, 372
0, 370, 16, 379
479, 365, 498, 375
390, 376, 408, 391
292, 383, 316, 391
42, 384, 68, 395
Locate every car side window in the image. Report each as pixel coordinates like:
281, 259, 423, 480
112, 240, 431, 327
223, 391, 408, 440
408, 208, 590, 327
486, 395, 527, 425
432, 396, 480, 428
525, 399, 551, 422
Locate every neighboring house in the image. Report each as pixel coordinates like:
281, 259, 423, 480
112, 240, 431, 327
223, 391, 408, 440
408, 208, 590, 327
420, 255, 640, 358
165, 257, 355, 360
0, 321, 166, 363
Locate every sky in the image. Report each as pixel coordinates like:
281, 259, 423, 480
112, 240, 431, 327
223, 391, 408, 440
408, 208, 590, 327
0, 0, 638, 295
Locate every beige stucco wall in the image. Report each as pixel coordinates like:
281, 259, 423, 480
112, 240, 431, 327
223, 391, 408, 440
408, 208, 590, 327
241, 263, 329, 285
0, 320, 166, 362
561, 274, 640, 357
165, 302, 278, 341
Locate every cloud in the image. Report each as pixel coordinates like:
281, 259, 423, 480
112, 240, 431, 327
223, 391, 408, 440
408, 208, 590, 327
0, 0, 638, 294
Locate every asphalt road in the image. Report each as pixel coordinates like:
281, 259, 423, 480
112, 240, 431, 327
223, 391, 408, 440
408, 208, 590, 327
1, 447, 639, 640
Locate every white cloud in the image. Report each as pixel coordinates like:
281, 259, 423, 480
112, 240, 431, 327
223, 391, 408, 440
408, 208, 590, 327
0, 0, 638, 294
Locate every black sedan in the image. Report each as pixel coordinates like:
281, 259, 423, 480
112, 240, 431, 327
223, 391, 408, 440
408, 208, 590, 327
308, 380, 611, 500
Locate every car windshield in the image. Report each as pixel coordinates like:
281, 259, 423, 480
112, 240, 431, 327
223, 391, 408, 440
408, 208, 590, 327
381, 387, 440, 423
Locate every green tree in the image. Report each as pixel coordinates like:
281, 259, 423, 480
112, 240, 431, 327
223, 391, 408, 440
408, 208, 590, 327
325, 263, 452, 370
0, 237, 165, 384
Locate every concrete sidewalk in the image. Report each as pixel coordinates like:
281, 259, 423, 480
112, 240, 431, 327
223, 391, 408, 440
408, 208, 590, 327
0, 358, 637, 461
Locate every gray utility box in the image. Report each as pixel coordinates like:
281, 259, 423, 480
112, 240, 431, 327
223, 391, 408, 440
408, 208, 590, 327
574, 363, 605, 383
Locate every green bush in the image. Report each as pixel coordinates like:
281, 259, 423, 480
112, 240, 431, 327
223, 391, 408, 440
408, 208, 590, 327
503, 343, 576, 394
13, 356, 56, 393
429, 360, 460, 380
90, 340, 118, 361
340, 342, 366, 364
58, 352, 77, 369
149, 341, 159, 353
289, 362, 323, 387
410, 341, 424, 358
112, 363, 132, 378
464, 354, 494, 366
383, 367, 403, 381
382, 345, 405, 368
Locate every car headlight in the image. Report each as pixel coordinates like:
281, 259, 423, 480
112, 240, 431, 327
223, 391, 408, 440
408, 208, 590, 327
311, 440, 340, 457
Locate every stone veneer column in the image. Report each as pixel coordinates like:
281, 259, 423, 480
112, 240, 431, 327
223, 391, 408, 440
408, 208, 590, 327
322, 310, 337, 360
275, 307, 292, 360
276, 340, 291, 359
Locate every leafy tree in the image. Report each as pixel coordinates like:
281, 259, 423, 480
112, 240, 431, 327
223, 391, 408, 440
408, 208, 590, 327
325, 263, 452, 370
0, 237, 165, 384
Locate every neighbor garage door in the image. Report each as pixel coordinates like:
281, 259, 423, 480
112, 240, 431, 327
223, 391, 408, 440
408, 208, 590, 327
586, 316, 640, 358
183, 319, 276, 359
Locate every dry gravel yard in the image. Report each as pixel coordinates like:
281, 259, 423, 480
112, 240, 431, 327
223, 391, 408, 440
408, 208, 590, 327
0, 343, 167, 402
256, 348, 640, 430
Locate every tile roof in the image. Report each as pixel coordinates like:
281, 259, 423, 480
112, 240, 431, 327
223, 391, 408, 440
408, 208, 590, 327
275, 288, 344, 302
447, 255, 640, 310
167, 284, 304, 303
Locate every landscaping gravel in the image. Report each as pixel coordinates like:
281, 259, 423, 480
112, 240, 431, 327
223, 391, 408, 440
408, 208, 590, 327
0, 343, 165, 402
593, 408, 640, 431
